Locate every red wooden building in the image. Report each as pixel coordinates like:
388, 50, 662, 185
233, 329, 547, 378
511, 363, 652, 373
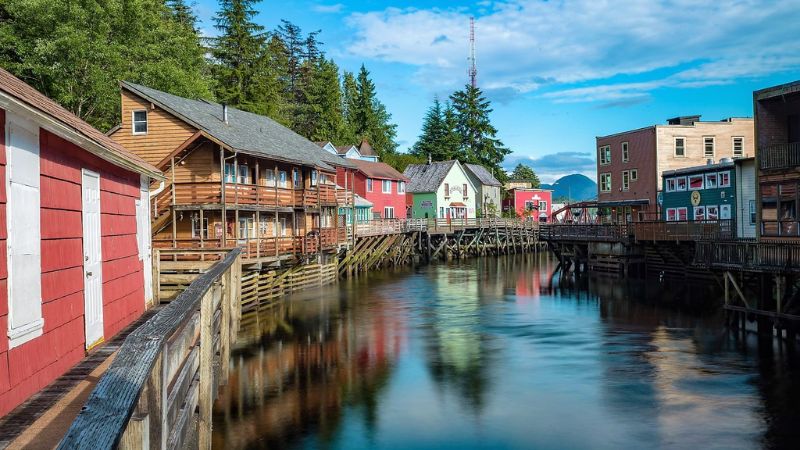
503, 188, 553, 222
337, 159, 409, 219
0, 69, 162, 417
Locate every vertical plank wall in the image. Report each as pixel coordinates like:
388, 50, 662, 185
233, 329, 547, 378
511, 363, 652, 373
0, 119, 148, 417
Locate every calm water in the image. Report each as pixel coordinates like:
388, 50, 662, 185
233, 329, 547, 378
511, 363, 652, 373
212, 254, 800, 449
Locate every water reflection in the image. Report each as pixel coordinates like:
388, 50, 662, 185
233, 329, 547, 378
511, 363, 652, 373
213, 254, 800, 449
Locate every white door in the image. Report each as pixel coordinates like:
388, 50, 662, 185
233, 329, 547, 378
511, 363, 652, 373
137, 177, 153, 304
82, 169, 104, 349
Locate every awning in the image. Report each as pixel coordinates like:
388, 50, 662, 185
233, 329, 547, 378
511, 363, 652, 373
449, 202, 467, 207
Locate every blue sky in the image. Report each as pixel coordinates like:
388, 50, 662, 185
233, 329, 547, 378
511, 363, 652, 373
194, 0, 799, 183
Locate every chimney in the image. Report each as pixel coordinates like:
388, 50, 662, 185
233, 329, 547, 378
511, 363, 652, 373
428, 154, 432, 165
222, 104, 228, 124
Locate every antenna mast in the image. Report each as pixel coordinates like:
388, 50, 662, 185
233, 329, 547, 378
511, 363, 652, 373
469, 17, 477, 88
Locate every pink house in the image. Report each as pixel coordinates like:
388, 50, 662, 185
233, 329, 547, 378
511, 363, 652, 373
503, 188, 553, 222
337, 159, 409, 219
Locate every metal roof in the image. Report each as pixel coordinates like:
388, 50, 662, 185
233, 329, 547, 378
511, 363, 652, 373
121, 82, 353, 171
403, 160, 458, 193
464, 163, 502, 187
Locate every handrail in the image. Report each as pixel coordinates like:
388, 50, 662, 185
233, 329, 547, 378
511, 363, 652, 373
760, 142, 800, 170
59, 248, 242, 449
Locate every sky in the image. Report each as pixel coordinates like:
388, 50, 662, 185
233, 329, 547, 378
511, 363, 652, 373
193, 0, 800, 183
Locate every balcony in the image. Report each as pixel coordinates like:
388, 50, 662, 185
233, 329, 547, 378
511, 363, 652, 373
759, 142, 800, 170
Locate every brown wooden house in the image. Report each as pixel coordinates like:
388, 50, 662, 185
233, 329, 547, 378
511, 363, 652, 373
109, 82, 355, 261
754, 80, 800, 239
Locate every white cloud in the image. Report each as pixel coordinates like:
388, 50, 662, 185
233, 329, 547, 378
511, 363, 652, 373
345, 0, 800, 102
313, 3, 344, 14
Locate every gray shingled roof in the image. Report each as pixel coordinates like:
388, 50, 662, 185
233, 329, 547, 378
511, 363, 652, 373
464, 163, 502, 187
122, 82, 353, 170
403, 160, 457, 193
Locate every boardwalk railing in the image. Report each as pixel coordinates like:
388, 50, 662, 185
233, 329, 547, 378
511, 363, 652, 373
59, 248, 242, 450
632, 220, 733, 242
759, 142, 800, 170
352, 218, 539, 237
539, 224, 630, 242
695, 241, 800, 272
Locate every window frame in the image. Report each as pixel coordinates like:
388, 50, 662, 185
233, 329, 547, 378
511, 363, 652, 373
677, 207, 688, 221
749, 200, 756, 224
600, 173, 612, 192
539, 200, 548, 212
191, 215, 209, 239
706, 205, 719, 220
444, 183, 450, 196
666, 208, 676, 221
630, 169, 638, 181
718, 171, 731, 188
224, 162, 236, 183
384, 206, 394, 218
463, 183, 468, 197
622, 170, 630, 191
398, 181, 406, 194
705, 172, 718, 189
666, 178, 676, 192
694, 206, 706, 221
732, 136, 744, 157
367, 178, 373, 192
382, 179, 392, 194
674, 137, 686, 157
720, 204, 732, 220
621, 141, 629, 162
704, 136, 715, 158
599, 145, 611, 165
676, 176, 687, 191
688, 174, 704, 190
238, 164, 249, 184
132, 110, 148, 135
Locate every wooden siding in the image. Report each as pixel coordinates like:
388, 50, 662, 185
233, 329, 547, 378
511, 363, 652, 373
110, 90, 197, 166
736, 160, 756, 238
0, 125, 146, 417
661, 166, 736, 220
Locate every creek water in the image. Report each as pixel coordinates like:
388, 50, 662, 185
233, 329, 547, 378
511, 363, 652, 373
212, 254, 800, 449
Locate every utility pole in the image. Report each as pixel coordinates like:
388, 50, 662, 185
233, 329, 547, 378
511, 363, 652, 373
469, 17, 477, 88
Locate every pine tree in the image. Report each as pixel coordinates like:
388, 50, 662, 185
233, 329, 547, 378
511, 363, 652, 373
168, 0, 198, 31
411, 97, 463, 161
511, 164, 541, 188
210, 0, 266, 109
294, 58, 345, 141
450, 85, 510, 178
341, 71, 359, 143
350, 65, 397, 154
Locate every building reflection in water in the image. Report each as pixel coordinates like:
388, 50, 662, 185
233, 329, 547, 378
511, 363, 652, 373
212, 280, 407, 449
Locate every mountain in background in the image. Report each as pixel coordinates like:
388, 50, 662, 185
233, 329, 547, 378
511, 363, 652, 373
541, 174, 597, 202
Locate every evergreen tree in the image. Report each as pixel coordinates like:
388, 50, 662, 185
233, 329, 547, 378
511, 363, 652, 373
0, 0, 212, 131
341, 71, 360, 143
350, 65, 397, 154
294, 58, 345, 141
210, 0, 266, 109
168, 0, 198, 31
450, 85, 510, 179
511, 163, 541, 188
411, 97, 462, 161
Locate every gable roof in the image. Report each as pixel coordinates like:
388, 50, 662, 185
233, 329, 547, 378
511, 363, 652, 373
403, 160, 459, 193
336, 145, 360, 156
121, 81, 353, 171
349, 159, 408, 181
0, 69, 161, 179
358, 139, 377, 156
464, 163, 502, 187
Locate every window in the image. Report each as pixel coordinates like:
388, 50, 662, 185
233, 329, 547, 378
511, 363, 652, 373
600, 173, 612, 192
238, 217, 254, 239
720, 204, 732, 220
666, 178, 676, 192
132, 110, 148, 135
718, 171, 730, 188
293, 169, 301, 188
444, 183, 450, 196
263, 169, 276, 187
398, 181, 406, 194
694, 206, 706, 221
705, 173, 718, 189
382, 179, 392, 193
259, 216, 268, 236
599, 145, 611, 165
631, 169, 638, 181
622, 171, 630, 191
191, 215, 208, 239
677, 207, 688, 221
439, 206, 445, 218
706, 205, 719, 220
676, 177, 687, 191
463, 184, 468, 197
224, 163, 236, 183
367, 178, 373, 192
667, 208, 677, 221
279, 171, 287, 187
384, 206, 395, 218
688, 175, 704, 190
733, 137, 744, 157
280, 217, 287, 237
622, 142, 629, 162
675, 137, 685, 157
704, 136, 715, 158
524, 201, 536, 211
311, 170, 318, 186
238, 165, 249, 184
539, 200, 548, 211
749, 200, 756, 224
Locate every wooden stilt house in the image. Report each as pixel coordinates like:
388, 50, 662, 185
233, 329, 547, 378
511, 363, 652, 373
109, 82, 355, 262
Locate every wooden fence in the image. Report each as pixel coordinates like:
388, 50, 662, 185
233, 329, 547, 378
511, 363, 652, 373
632, 220, 733, 242
695, 240, 800, 272
58, 249, 242, 449
540, 224, 631, 242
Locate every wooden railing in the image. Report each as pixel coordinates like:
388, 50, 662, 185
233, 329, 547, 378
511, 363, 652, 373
695, 241, 800, 272
352, 218, 540, 236
632, 220, 734, 242
58, 249, 242, 450
539, 224, 631, 242
154, 235, 322, 260
759, 142, 800, 170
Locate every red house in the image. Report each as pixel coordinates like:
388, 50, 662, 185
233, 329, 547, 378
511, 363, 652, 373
0, 69, 162, 417
503, 188, 553, 222
337, 159, 409, 219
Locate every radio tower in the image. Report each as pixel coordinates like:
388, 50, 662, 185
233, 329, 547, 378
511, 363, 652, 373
468, 17, 477, 88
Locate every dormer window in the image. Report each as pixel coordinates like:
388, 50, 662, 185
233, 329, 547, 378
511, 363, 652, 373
132, 110, 148, 135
